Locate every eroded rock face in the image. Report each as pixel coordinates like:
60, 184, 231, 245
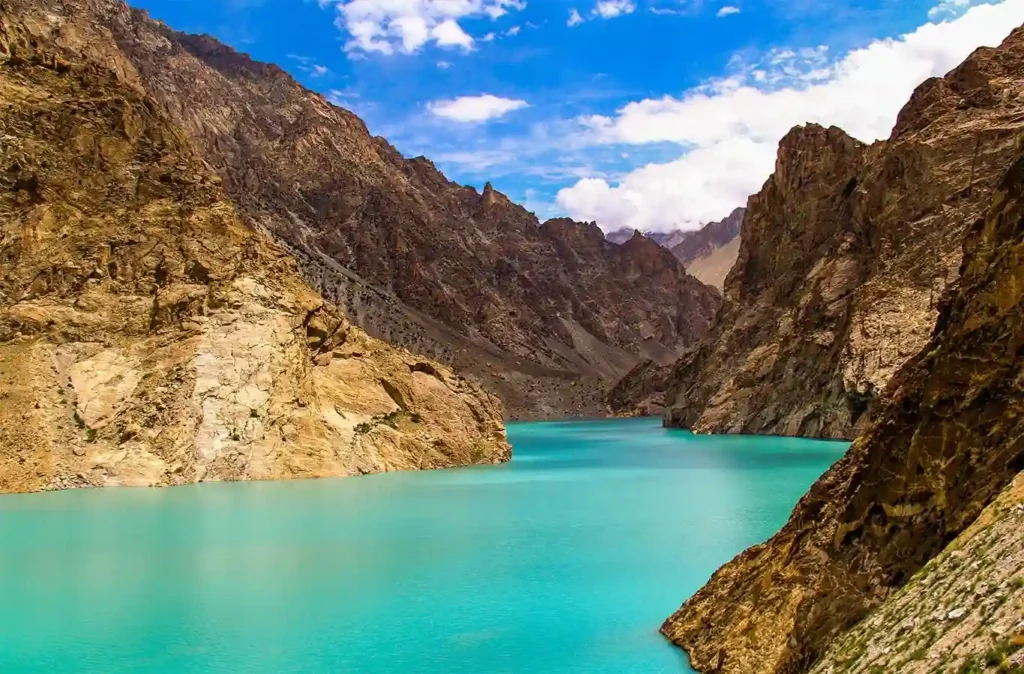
0, 9, 509, 494
661, 146, 1024, 673
664, 28, 1024, 439
807, 473, 1024, 674
17, 0, 721, 420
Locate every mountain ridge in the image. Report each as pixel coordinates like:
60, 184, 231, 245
40, 0, 721, 419
0, 5, 511, 493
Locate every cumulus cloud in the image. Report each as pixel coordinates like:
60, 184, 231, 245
428, 94, 530, 122
717, 5, 740, 17
593, 0, 636, 18
928, 0, 974, 20
568, 0, 635, 25
320, 0, 526, 55
557, 0, 1024, 232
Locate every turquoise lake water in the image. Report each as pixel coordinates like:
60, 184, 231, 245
0, 418, 847, 673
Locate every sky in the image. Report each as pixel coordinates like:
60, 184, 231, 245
132, 0, 1024, 232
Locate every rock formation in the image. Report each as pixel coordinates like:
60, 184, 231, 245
19, 0, 721, 420
661, 127, 1024, 673
664, 27, 1024, 439
0, 4, 509, 493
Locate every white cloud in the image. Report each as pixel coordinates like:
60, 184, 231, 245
287, 54, 330, 77
593, 0, 635, 18
557, 0, 1024, 232
428, 94, 530, 122
717, 5, 740, 17
437, 59, 453, 68
432, 18, 474, 48
928, 0, 973, 20
506, 24, 521, 35
321, 0, 526, 55
567, 0, 635, 25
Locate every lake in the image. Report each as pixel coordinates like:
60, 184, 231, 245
0, 418, 847, 673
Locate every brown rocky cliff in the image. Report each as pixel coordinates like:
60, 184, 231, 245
661, 133, 1024, 674
23, 0, 720, 420
663, 26, 1024, 439
0, 7, 509, 493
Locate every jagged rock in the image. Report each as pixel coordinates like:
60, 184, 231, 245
15, 0, 721, 420
0, 7, 509, 493
661, 127, 1024, 673
663, 27, 1024, 440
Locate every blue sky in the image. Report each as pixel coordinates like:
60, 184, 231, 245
133, 0, 1024, 230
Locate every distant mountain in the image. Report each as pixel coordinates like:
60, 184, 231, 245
604, 208, 745, 290
604, 228, 691, 248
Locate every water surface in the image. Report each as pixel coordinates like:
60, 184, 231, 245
0, 418, 846, 673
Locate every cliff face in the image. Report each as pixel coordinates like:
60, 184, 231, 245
808, 472, 1024, 674
661, 142, 1024, 672
0, 5, 509, 493
22, 0, 720, 420
664, 27, 1024, 439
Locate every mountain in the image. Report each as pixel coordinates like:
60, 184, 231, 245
663, 142, 1024, 674
662, 26, 1024, 440
659, 27, 1024, 674
34, 0, 720, 420
669, 207, 745, 290
0, 1, 509, 493
603, 208, 745, 291
604, 228, 691, 248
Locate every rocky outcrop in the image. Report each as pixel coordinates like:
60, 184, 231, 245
808, 472, 1024, 674
607, 360, 672, 417
661, 141, 1024, 672
664, 27, 1024, 439
14, 0, 721, 420
0, 6, 509, 493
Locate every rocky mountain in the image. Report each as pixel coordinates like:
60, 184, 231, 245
660, 40, 1024, 674
670, 207, 745, 291
604, 208, 745, 290
0, 3, 509, 493
26, 0, 721, 420
605, 228, 690, 248
663, 27, 1024, 440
